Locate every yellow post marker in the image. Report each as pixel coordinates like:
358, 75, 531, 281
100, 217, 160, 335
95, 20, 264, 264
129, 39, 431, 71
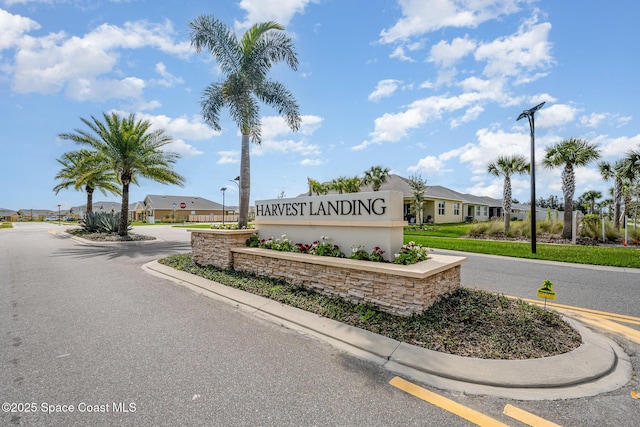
537, 279, 556, 308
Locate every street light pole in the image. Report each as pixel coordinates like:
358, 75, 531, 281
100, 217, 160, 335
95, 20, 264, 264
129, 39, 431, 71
57, 204, 61, 226
220, 187, 227, 225
229, 176, 239, 223
172, 202, 177, 224
517, 101, 545, 254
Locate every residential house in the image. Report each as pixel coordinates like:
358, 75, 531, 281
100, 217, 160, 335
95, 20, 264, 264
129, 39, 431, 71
15, 209, 55, 221
325, 174, 551, 225
142, 194, 235, 223
0, 208, 18, 221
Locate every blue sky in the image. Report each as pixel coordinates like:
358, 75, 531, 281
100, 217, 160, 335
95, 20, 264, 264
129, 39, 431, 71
1, 0, 639, 212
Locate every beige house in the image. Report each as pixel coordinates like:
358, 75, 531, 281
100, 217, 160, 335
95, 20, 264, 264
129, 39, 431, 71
359, 175, 485, 224
142, 194, 237, 223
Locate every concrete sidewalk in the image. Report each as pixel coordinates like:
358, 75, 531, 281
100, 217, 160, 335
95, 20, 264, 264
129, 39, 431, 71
143, 260, 632, 401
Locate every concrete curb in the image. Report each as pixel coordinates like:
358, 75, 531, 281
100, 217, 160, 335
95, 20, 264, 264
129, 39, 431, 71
142, 260, 632, 400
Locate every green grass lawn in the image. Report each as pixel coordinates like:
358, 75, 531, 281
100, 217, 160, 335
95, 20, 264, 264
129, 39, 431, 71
406, 234, 640, 268
405, 222, 473, 238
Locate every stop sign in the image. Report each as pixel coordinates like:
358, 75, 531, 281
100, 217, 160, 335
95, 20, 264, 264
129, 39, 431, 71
180, 202, 186, 209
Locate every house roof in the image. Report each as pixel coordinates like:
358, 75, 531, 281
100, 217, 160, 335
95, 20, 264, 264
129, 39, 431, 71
72, 201, 122, 213
143, 195, 224, 211
0, 209, 17, 217
17, 209, 54, 216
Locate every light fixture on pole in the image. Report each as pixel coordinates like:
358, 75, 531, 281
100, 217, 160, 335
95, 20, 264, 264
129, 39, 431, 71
220, 187, 227, 225
516, 101, 545, 254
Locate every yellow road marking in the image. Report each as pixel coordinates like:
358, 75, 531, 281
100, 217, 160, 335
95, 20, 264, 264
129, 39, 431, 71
503, 404, 562, 427
514, 296, 640, 325
504, 295, 640, 344
389, 377, 509, 427
566, 312, 640, 344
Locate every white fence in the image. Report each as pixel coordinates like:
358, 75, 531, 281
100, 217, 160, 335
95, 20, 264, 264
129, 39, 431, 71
188, 214, 239, 223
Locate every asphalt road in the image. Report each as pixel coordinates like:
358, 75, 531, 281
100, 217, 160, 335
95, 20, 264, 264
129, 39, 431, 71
1, 223, 639, 426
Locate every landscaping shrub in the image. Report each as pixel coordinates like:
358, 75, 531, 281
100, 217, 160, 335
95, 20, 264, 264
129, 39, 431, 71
80, 212, 130, 234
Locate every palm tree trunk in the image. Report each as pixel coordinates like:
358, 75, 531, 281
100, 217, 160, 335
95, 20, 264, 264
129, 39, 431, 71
561, 166, 574, 239
503, 176, 511, 233
119, 182, 130, 236
613, 178, 622, 230
86, 185, 94, 213
238, 133, 251, 228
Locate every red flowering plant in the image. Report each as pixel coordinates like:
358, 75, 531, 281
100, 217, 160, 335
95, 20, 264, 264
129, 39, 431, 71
393, 241, 432, 265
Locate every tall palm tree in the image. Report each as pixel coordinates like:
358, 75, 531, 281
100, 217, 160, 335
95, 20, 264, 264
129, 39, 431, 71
542, 138, 601, 239
599, 159, 632, 229
53, 149, 121, 213
580, 190, 602, 214
58, 112, 185, 236
190, 16, 301, 228
363, 165, 390, 191
487, 155, 529, 233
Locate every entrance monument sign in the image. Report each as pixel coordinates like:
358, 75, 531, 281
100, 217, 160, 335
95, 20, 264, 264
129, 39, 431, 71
255, 191, 405, 261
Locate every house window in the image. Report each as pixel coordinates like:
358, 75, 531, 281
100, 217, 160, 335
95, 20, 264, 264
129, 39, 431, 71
438, 201, 445, 215
476, 206, 481, 216
483, 206, 488, 216
453, 203, 460, 216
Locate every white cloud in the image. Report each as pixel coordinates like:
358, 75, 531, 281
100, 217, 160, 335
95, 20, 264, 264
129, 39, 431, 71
235, 0, 318, 30
428, 36, 476, 68
597, 134, 640, 158
163, 139, 204, 157
150, 62, 184, 88
67, 76, 146, 101
368, 79, 402, 101
457, 128, 530, 174
534, 103, 578, 128
474, 19, 553, 80
407, 155, 448, 174
10, 19, 190, 101
356, 89, 501, 149
251, 115, 323, 157
217, 150, 240, 164
450, 104, 484, 128
389, 45, 415, 62
380, 0, 522, 44
0, 8, 39, 51
300, 158, 323, 166
134, 113, 220, 141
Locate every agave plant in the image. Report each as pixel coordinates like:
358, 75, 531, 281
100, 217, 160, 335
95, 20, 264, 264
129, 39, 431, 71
80, 212, 131, 234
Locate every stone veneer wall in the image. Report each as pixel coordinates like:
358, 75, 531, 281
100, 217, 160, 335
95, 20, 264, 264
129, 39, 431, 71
189, 229, 256, 269
231, 247, 464, 317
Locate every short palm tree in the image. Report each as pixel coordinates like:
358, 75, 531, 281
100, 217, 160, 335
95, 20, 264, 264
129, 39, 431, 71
580, 190, 602, 214
190, 16, 301, 228
58, 112, 185, 236
330, 176, 349, 194
543, 138, 601, 239
307, 178, 328, 196
487, 155, 530, 233
363, 166, 391, 191
53, 149, 121, 213
406, 174, 427, 224
344, 176, 363, 193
